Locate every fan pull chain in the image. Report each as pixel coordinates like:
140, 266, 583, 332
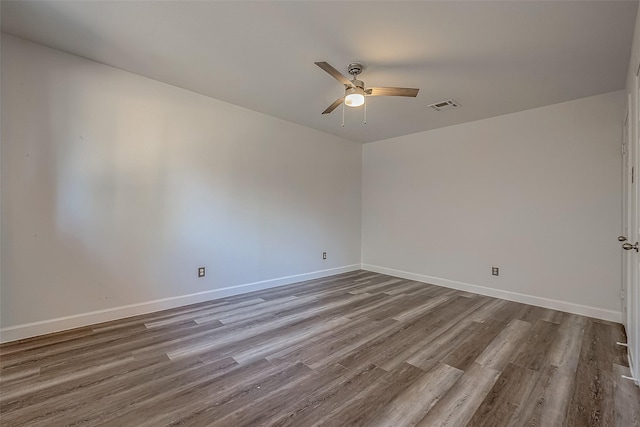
364, 96, 367, 124
342, 101, 345, 127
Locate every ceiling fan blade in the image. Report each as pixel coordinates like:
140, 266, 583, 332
322, 96, 345, 114
315, 62, 353, 87
366, 87, 419, 97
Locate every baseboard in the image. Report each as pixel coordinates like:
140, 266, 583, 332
2, 262, 621, 343
0, 264, 361, 344
361, 264, 622, 323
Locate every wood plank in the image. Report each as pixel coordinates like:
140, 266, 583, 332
566, 319, 616, 426
253, 363, 389, 426
368, 362, 463, 426
416, 362, 501, 427
547, 313, 586, 371
475, 319, 531, 371
515, 363, 575, 426
95, 358, 271, 426
440, 319, 505, 371
339, 296, 484, 370
511, 319, 559, 371
315, 362, 426, 426
466, 362, 538, 426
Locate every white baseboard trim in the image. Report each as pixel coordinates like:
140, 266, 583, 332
0, 264, 361, 344
361, 264, 622, 323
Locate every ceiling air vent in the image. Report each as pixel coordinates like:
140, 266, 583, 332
429, 99, 460, 111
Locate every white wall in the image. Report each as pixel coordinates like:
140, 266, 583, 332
362, 91, 624, 321
0, 35, 362, 341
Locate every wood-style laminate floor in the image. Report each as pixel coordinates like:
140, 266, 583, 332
1, 270, 639, 426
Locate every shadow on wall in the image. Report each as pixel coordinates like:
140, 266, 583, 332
3, 65, 331, 327
46, 74, 265, 310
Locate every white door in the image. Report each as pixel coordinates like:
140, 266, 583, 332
631, 76, 640, 384
623, 73, 640, 385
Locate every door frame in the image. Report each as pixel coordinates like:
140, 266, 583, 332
622, 105, 629, 328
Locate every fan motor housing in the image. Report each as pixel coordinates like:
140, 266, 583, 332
350, 79, 365, 89
348, 62, 363, 76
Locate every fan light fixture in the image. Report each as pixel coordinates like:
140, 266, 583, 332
314, 61, 419, 124
345, 87, 365, 107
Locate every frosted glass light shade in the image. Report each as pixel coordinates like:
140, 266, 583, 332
345, 87, 365, 107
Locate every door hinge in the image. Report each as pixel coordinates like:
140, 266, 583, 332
633, 167, 635, 184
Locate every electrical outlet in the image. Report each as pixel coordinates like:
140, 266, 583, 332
198, 267, 205, 278
492, 267, 499, 276
322, 252, 327, 260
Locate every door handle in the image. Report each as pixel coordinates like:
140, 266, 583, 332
619, 235, 628, 242
622, 242, 639, 252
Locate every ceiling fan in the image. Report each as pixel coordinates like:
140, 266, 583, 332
314, 61, 419, 115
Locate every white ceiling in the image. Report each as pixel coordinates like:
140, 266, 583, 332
1, 1, 637, 143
